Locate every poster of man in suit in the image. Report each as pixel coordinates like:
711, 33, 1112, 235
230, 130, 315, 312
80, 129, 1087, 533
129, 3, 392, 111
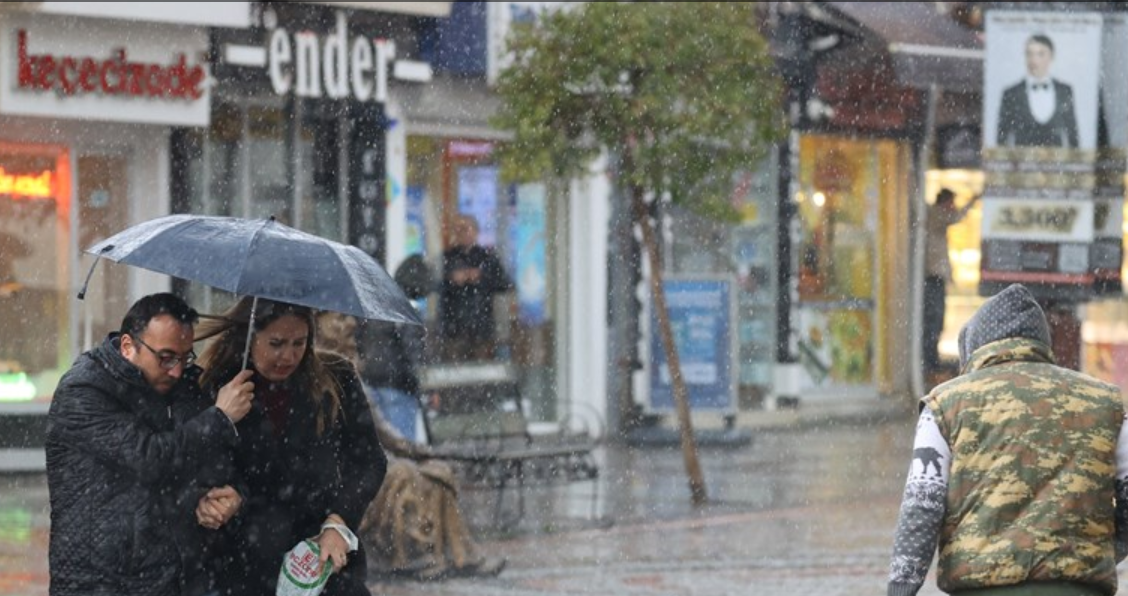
983, 12, 1101, 151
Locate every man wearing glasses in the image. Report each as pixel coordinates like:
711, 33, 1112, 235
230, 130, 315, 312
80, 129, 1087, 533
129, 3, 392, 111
46, 293, 255, 596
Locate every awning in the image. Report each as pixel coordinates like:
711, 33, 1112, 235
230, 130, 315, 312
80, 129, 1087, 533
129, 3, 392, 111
827, 2, 983, 93
292, 2, 453, 17
393, 74, 510, 140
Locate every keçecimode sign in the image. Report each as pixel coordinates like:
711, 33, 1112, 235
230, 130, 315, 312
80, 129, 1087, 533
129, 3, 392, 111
17, 30, 206, 100
0, 15, 212, 126
222, 10, 432, 104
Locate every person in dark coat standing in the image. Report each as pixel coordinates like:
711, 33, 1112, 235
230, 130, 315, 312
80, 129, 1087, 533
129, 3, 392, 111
197, 297, 387, 596
46, 293, 254, 596
888, 284, 1128, 596
438, 215, 513, 362
358, 254, 431, 441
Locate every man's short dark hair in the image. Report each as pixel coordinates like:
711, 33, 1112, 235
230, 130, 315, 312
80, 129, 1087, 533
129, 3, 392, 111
120, 293, 199, 338
937, 188, 956, 204
1028, 34, 1054, 55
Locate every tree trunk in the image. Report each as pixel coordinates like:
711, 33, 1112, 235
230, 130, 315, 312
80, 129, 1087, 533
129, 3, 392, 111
632, 187, 708, 506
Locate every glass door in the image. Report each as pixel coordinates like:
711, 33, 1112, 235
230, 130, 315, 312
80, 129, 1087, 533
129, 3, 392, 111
793, 135, 909, 395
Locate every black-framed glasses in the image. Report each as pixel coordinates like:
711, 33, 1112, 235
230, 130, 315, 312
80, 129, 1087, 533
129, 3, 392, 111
132, 336, 197, 370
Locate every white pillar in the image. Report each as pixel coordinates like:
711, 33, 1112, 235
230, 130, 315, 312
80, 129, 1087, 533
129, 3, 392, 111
567, 154, 611, 434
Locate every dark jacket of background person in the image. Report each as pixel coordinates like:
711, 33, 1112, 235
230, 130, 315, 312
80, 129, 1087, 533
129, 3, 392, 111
46, 334, 237, 596
203, 354, 386, 596
439, 244, 513, 341
359, 253, 432, 396
887, 284, 1128, 596
358, 320, 425, 396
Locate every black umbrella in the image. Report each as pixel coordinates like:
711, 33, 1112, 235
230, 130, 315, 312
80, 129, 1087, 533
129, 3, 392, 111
81, 214, 423, 367
82, 214, 422, 322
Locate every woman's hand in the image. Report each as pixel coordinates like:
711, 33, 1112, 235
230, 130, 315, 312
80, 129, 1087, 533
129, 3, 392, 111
215, 369, 255, 423
195, 485, 242, 529
315, 515, 352, 574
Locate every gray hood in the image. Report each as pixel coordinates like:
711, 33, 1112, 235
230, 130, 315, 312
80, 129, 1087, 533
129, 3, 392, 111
957, 283, 1051, 370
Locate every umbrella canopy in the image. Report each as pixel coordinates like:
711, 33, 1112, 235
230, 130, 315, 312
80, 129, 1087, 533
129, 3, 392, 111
83, 214, 423, 326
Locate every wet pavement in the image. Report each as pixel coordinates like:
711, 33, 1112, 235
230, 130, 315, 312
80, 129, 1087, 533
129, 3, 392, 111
4, 412, 1128, 595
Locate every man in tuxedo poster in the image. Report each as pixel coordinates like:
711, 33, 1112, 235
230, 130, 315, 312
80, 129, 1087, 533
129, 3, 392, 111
996, 34, 1079, 148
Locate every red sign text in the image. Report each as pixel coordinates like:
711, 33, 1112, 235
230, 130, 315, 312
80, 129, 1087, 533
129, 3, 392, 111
17, 29, 206, 100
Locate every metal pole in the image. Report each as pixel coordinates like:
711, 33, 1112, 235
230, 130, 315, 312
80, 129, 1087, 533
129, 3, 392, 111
911, 84, 940, 398
241, 295, 259, 371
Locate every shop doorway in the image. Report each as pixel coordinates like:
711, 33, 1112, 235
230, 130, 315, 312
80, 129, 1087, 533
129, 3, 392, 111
792, 135, 911, 398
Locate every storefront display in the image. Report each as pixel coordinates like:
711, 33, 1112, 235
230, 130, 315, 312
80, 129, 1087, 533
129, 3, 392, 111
793, 134, 910, 394
925, 169, 986, 367
0, 145, 70, 403
667, 163, 777, 409
404, 137, 559, 422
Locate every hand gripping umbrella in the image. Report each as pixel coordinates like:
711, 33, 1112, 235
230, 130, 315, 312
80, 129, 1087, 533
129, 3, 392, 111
81, 214, 423, 367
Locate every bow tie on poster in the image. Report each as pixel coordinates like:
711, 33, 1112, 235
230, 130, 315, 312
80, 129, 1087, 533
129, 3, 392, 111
1031, 82, 1050, 91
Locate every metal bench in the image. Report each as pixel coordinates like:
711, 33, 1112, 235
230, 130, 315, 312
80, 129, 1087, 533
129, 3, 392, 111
417, 362, 601, 530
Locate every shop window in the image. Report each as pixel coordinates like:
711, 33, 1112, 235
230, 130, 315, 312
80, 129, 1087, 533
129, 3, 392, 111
793, 135, 909, 390
0, 144, 71, 403
668, 165, 778, 410
174, 99, 346, 313
406, 136, 559, 423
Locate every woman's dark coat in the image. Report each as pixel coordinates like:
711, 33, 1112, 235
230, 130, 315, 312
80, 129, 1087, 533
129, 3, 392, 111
206, 354, 387, 596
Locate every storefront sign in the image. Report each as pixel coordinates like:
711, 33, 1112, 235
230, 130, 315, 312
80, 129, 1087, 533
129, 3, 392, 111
348, 113, 386, 262
0, 15, 211, 126
0, 168, 53, 200
224, 11, 431, 104
982, 199, 1094, 243
448, 141, 494, 159
16, 30, 205, 100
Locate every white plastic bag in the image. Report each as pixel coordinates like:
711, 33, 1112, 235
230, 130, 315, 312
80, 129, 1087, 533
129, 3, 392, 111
277, 539, 332, 596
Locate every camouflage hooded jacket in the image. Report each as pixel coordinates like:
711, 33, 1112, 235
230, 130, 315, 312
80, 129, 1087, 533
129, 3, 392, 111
928, 337, 1122, 593
888, 284, 1128, 596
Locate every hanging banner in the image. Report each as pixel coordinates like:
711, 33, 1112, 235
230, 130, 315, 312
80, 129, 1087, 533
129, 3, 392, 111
404, 186, 427, 257
513, 183, 547, 326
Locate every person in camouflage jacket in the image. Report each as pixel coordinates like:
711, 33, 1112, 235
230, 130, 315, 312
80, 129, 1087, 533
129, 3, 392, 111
887, 283, 1128, 596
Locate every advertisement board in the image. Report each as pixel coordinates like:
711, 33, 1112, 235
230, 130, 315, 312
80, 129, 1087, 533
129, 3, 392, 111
648, 277, 736, 412
980, 10, 1113, 298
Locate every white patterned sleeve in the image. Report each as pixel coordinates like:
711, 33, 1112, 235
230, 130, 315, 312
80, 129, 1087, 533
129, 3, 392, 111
1114, 413, 1128, 563
887, 406, 950, 596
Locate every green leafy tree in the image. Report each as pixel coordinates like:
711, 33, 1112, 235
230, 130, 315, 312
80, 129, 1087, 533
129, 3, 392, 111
494, 2, 785, 505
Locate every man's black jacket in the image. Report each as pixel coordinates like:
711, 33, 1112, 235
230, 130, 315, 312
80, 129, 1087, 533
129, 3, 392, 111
46, 334, 238, 596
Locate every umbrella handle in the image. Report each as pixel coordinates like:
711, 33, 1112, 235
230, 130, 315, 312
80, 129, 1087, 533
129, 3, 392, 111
77, 247, 112, 300
241, 296, 259, 371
